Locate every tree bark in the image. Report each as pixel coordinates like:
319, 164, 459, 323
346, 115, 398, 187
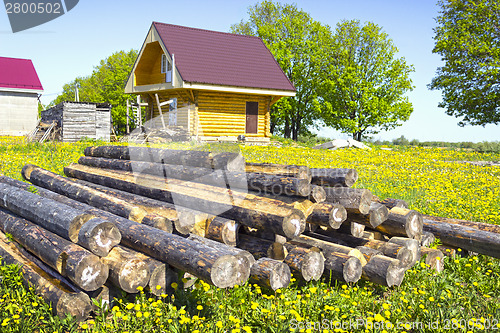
0, 209, 108, 291
323, 187, 373, 215
336, 222, 365, 238
63, 164, 306, 238
310, 168, 358, 187
0, 176, 121, 256
356, 246, 383, 262
245, 162, 312, 182
375, 207, 423, 240
0, 231, 93, 321
423, 214, 500, 234
376, 198, 409, 209
236, 234, 285, 261
249, 258, 291, 291
83, 146, 245, 171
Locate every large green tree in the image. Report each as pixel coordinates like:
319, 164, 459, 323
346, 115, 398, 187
321, 20, 415, 141
231, 1, 330, 140
429, 0, 500, 126
52, 49, 138, 134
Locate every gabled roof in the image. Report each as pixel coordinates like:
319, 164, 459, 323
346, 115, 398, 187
153, 22, 295, 92
0, 57, 43, 92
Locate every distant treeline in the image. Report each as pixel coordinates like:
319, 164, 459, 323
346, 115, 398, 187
371, 135, 500, 153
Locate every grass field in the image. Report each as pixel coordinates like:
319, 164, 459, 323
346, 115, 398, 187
0, 136, 499, 332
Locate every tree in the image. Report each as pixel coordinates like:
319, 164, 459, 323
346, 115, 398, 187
321, 20, 415, 141
231, 1, 330, 140
429, 0, 500, 126
52, 49, 138, 134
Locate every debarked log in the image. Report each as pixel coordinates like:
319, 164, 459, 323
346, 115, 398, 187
205, 216, 240, 247
322, 252, 362, 283
347, 202, 389, 228
282, 243, 324, 282
101, 246, 150, 293
307, 203, 347, 229
63, 164, 305, 238
0, 209, 108, 291
361, 255, 406, 287
249, 257, 291, 291
0, 231, 92, 321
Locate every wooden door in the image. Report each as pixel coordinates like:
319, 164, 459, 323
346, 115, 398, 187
245, 102, 259, 134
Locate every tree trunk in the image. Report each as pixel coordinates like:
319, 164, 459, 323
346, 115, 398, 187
376, 198, 409, 209
423, 214, 500, 234
63, 164, 306, 239
335, 222, 365, 238
361, 255, 406, 287
375, 207, 423, 240
387, 237, 422, 263
323, 187, 373, 215
422, 218, 500, 258
347, 202, 389, 228
310, 168, 358, 187
356, 246, 383, 262
0, 209, 108, 291
245, 163, 312, 182
309, 185, 326, 203
0, 176, 121, 256
0, 231, 92, 321
249, 258, 291, 291
420, 232, 436, 247
83, 146, 245, 171
78, 156, 312, 197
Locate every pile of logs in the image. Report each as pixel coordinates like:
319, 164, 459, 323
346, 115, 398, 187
1, 145, 499, 321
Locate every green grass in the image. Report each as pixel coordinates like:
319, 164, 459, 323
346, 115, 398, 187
0, 137, 499, 332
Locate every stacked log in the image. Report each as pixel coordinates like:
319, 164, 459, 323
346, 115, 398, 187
3, 144, 500, 322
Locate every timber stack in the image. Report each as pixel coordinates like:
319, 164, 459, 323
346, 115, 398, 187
0, 145, 499, 321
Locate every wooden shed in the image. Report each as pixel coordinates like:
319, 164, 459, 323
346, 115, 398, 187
41, 101, 111, 142
0, 57, 43, 136
124, 22, 296, 142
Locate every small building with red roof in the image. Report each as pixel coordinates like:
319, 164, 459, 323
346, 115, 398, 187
0, 57, 43, 136
125, 22, 295, 142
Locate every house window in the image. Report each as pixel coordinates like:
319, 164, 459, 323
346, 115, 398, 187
161, 54, 172, 83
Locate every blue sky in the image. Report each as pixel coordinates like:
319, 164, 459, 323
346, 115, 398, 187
1, 0, 499, 142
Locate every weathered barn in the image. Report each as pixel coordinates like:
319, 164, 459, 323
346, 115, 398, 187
41, 101, 111, 142
0, 57, 43, 136
125, 22, 296, 142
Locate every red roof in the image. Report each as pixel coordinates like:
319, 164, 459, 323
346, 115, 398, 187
0, 57, 43, 91
153, 22, 295, 92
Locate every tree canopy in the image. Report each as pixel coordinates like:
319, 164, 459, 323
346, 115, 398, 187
52, 49, 138, 134
231, 1, 330, 140
429, 0, 500, 126
321, 20, 415, 141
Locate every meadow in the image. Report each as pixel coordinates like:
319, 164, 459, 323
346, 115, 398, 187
0, 136, 499, 333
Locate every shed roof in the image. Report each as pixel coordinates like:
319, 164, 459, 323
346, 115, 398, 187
153, 22, 295, 92
0, 57, 43, 92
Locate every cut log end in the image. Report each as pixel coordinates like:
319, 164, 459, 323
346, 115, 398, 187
343, 257, 363, 283
269, 261, 291, 290
422, 248, 445, 273
21, 164, 37, 181
330, 204, 347, 229
56, 292, 93, 322
211, 254, 245, 288
149, 265, 178, 296
405, 212, 424, 240
68, 214, 95, 243
395, 247, 414, 269
78, 219, 121, 257
141, 214, 173, 233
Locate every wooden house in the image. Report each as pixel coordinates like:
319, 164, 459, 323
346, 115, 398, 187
124, 22, 296, 142
40, 101, 111, 142
0, 57, 43, 136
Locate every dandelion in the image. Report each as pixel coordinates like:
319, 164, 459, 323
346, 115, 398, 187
197, 305, 203, 310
